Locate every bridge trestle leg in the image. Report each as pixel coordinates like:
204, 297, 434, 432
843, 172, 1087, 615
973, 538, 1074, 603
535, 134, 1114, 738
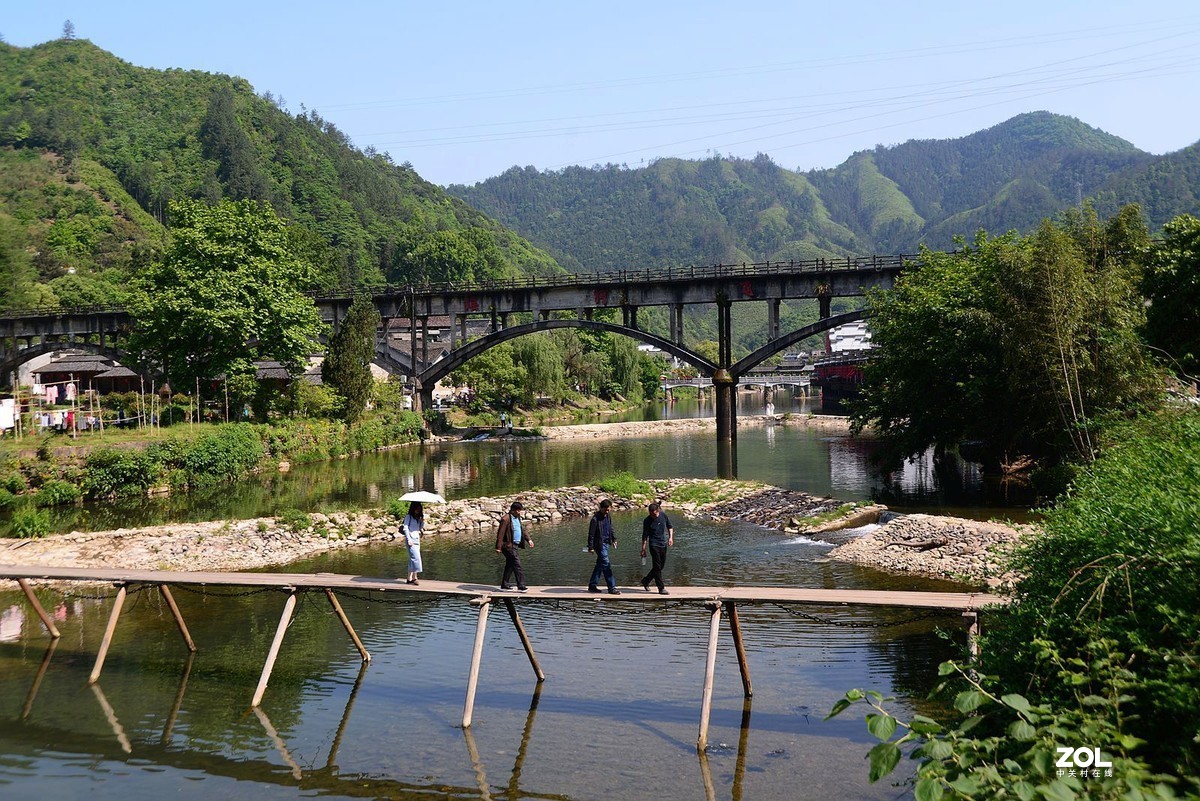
252, 588, 298, 707
89, 583, 128, 684
504, 598, 544, 682
697, 600, 724, 751
21, 639, 58, 721
160, 584, 197, 653
326, 588, 371, 662
17, 578, 61, 639
463, 596, 492, 728
725, 601, 752, 698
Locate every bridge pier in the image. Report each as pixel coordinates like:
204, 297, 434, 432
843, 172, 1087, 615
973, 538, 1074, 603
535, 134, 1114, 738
713, 369, 737, 443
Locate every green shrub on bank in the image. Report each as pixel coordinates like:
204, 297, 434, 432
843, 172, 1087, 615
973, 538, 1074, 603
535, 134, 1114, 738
158, 425, 265, 487
33, 479, 82, 507
829, 641, 1196, 799
670, 483, 715, 505
8, 506, 52, 538
0, 488, 16, 510
597, 471, 652, 498
277, 508, 311, 533
989, 409, 1200, 774
386, 498, 409, 520
83, 447, 161, 498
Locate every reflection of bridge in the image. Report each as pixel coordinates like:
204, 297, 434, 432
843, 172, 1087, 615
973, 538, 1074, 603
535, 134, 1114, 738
663, 373, 810, 391
0, 255, 913, 457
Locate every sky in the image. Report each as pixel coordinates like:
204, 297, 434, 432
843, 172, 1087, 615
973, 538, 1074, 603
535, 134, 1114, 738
5, 2, 1200, 186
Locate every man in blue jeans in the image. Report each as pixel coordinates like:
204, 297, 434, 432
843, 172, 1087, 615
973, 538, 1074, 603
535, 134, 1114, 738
586, 499, 621, 594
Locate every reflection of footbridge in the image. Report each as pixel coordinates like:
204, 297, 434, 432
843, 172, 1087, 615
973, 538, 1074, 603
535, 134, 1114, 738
0, 255, 916, 459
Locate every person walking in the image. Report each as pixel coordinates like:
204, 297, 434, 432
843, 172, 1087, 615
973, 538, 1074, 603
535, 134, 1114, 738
586, 499, 621, 594
402, 501, 425, 585
640, 501, 674, 594
495, 501, 532, 591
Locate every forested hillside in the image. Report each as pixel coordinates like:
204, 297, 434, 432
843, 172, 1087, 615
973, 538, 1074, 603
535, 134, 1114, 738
0, 38, 561, 310
452, 112, 1196, 271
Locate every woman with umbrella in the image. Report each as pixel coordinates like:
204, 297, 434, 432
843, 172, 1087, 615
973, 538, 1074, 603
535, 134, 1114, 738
397, 491, 445, 586
402, 502, 425, 584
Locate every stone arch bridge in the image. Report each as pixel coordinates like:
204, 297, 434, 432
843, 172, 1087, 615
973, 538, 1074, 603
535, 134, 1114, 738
0, 255, 913, 443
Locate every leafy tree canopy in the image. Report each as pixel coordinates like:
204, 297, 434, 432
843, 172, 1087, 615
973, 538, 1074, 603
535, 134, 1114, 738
322, 293, 381, 422
1143, 212, 1200, 377
128, 198, 325, 391
851, 204, 1160, 469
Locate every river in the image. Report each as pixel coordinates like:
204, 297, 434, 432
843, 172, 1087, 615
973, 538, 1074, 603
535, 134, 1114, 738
0, 398, 1013, 799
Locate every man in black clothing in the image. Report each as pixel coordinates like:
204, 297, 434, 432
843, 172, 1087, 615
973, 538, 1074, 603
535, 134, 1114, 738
586, 499, 620, 594
640, 501, 674, 594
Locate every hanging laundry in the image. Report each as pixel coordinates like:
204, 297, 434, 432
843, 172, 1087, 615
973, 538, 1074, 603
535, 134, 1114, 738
0, 399, 14, 431
65, 382, 77, 402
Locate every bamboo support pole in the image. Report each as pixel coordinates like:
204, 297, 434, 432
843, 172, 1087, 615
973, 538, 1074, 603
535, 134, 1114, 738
503, 597, 544, 682
697, 600, 723, 751
326, 660, 369, 770
963, 612, 980, 662
253, 706, 303, 780
697, 746, 718, 801
462, 597, 492, 728
91, 683, 132, 754
159, 584, 196, 652
162, 651, 194, 744
89, 584, 128, 684
324, 588, 370, 662
252, 590, 298, 708
20, 638, 58, 720
733, 700, 752, 801
725, 600, 752, 698
463, 725, 493, 801
17, 578, 60, 639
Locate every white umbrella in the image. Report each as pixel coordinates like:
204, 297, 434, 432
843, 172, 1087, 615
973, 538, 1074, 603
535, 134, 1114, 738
397, 491, 446, 504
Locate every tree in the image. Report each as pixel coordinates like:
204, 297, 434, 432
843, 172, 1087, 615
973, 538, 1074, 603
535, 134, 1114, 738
448, 344, 526, 411
322, 294, 380, 421
511, 334, 565, 404
128, 199, 325, 397
61, 20, 75, 40
851, 205, 1158, 470
1144, 212, 1200, 378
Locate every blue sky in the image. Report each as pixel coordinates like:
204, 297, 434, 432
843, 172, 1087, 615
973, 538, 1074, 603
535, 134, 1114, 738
5, 2, 1200, 186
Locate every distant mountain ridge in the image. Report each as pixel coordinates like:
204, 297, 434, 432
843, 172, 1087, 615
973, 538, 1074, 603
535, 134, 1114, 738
0, 38, 561, 310
451, 112, 1197, 272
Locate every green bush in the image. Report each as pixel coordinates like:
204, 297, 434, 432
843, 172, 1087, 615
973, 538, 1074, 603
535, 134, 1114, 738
670, 483, 715, 505
83, 447, 161, 498
277, 508, 311, 533
0, 488, 16, 510
33, 479, 82, 507
8, 506, 52, 539
386, 498, 409, 520
988, 408, 1200, 774
1, 473, 26, 494
596, 471, 652, 498
829, 641, 1197, 799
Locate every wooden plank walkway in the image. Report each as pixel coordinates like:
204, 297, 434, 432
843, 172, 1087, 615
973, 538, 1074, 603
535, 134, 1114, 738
2, 563, 1008, 750
0, 564, 1004, 609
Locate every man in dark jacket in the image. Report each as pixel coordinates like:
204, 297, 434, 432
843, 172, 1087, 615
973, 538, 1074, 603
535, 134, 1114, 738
586, 499, 620, 594
640, 501, 674, 594
495, 501, 532, 591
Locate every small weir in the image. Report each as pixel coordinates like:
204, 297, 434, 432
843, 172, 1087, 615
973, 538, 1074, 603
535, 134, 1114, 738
3, 564, 1006, 751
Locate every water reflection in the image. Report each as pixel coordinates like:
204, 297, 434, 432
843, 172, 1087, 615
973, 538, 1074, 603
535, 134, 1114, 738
14, 419, 1028, 538
0, 512, 970, 800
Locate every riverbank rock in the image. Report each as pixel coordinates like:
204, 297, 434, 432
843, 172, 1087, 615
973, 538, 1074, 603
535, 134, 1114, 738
827, 514, 1030, 587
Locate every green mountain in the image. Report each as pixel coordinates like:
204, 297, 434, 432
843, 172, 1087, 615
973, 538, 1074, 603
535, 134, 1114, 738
451, 112, 1187, 271
0, 38, 561, 310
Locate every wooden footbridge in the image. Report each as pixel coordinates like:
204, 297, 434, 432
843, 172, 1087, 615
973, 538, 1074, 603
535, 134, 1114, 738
2, 564, 1007, 750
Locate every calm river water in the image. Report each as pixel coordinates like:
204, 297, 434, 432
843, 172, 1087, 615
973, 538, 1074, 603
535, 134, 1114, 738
0, 396, 1011, 799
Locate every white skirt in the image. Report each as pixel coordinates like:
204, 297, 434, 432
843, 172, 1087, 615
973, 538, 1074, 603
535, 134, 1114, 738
407, 543, 423, 573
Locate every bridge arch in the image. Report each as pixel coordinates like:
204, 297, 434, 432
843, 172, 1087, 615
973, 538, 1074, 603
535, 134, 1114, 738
730, 309, 869, 377
0, 341, 131, 383
417, 319, 717, 390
